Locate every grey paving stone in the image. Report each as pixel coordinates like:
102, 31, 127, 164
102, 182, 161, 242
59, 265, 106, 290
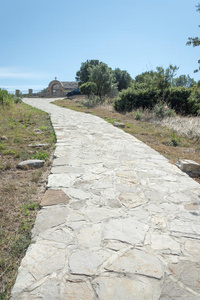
64, 280, 94, 300
160, 277, 200, 299
92, 276, 162, 300
32, 205, 68, 238
106, 248, 163, 279
11, 98, 200, 300
103, 217, 149, 245
68, 249, 110, 275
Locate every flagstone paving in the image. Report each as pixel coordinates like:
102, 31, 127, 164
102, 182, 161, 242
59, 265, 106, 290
11, 98, 200, 300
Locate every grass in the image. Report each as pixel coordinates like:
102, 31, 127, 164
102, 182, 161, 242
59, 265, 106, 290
0, 101, 55, 298
53, 96, 200, 183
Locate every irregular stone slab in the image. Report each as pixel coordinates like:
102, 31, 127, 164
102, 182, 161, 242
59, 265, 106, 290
119, 192, 147, 208
32, 205, 68, 238
13, 243, 66, 291
106, 248, 163, 279
106, 198, 122, 208
184, 239, 200, 260
25, 277, 61, 299
40, 189, 70, 206
70, 200, 86, 210
68, 188, 91, 200
11, 268, 35, 296
76, 224, 102, 248
170, 219, 200, 239
36, 225, 74, 245
151, 233, 180, 254
103, 218, 149, 245
51, 166, 85, 174
47, 173, 78, 188
69, 249, 110, 275
92, 276, 162, 300
17, 159, 45, 169
85, 206, 121, 223
185, 202, 199, 211
64, 280, 94, 300
168, 261, 200, 294
160, 277, 200, 300
52, 156, 69, 166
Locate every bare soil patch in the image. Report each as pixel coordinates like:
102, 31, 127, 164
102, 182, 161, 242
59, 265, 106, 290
0, 102, 55, 299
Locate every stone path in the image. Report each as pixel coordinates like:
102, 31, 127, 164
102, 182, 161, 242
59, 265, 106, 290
11, 98, 200, 300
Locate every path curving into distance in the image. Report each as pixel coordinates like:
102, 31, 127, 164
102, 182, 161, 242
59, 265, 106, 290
11, 98, 200, 299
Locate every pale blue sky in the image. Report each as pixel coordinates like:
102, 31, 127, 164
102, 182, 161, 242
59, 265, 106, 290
0, 0, 199, 93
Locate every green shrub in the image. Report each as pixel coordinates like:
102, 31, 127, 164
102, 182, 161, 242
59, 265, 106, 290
165, 87, 192, 114
153, 103, 175, 118
83, 95, 104, 108
0, 89, 14, 107
187, 87, 200, 115
114, 85, 159, 112
134, 110, 142, 120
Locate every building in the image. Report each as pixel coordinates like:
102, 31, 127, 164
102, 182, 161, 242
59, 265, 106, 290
47, 79, 78, 97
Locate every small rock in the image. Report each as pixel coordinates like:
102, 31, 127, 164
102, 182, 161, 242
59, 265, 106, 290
113, 122, 125, 128
176, 159, 200, 173
28, 143, 49, 147
1, 136, 8, 141
17, 159, 45, 169
34, 129, 43, 134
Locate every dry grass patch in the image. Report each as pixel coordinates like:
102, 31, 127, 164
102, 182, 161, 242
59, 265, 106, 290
0, 101, 55, 299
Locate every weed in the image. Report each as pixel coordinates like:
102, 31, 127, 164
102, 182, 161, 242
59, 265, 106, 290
31, 170, 42, 182
2, 150, 16, 156
170, 132, 181, 147
134, 110, 142, 120
0, 141, 6, 150
31, 152, 49, 160
39, 125, 47, 131
104, 116, 119, 124
11, 234, 31, 256
13, 137, 23, 144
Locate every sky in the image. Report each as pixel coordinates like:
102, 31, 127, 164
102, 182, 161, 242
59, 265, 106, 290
0, 0, 200, 93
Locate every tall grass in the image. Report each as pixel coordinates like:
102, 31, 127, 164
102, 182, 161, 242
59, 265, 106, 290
157, 116, 200, 139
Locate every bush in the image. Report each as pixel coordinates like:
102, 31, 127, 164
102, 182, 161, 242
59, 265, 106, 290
83, 95, 104, 108
114, 85, 160, 112
0, 89, 14, 107
187, 87, 200, 115
153, 103, 176, 119
134, 110, 142, 120
114, 84, 199, 116
165, 87, 192, 114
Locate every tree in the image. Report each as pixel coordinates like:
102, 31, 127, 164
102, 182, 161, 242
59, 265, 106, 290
113, 68, 132, 91
79, 82, 97, 97
89, 63, 116, 99
156, 65, 178, 90
172, 75, 195, 88
75, 60, 100, 85
187, 3, 200, 72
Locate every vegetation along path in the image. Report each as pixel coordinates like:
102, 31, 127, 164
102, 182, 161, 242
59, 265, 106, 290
12, 98, 200, 299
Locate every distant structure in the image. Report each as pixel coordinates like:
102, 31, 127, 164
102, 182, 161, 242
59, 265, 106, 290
15, 79, 79, 97
47, 79, 78, 97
